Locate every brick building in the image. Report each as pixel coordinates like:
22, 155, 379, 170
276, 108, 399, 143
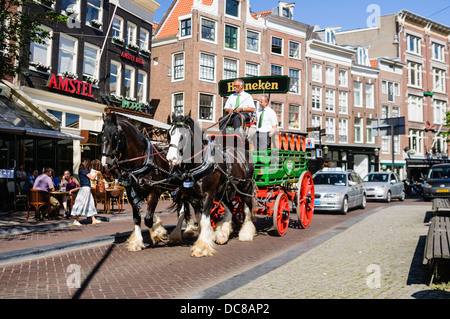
335, 10, 450, 180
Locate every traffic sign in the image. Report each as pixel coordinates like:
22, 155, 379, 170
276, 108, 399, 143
305, 138, 315, 149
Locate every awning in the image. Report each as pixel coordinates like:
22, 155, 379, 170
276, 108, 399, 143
114, 109, 170, 130
0, 96, 84, 141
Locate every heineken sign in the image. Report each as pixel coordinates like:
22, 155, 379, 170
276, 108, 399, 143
218, 76, 290, 97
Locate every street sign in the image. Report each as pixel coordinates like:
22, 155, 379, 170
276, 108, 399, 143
305, 138, 315, 149
373, 117, 406, 137
307, 127, 320, 132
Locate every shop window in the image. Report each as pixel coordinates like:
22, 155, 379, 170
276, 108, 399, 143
66, 113, 79, 129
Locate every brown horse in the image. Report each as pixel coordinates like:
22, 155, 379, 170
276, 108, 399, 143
100, 112, 195, 251
166, 112, 256, 257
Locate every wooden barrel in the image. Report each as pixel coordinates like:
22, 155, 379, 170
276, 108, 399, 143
274, 132, 282, 149
301, 136, 306, 152
282, 133, 289, 150
289, 134, 296, 151
295, 135, 301, 151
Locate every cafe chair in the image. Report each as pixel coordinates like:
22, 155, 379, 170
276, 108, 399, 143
27, 189, 50, 220
94, 185, 108, 213
69, 189, 79, 213
108, 187, 124, 212
7, 181, 27, 210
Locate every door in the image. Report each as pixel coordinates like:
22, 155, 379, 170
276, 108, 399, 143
347, 174, 358, 208
351, 173, 364, 207
390, 173, 402, 197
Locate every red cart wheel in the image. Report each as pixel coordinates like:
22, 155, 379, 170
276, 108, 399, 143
273, 192, 290, 236
297, 171, 315, 229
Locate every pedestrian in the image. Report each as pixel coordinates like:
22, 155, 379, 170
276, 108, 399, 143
219, 79, 255, 135
60, 170, 80, 219
253, 95, 278, 151
71, 158, 102, 226
33, 168, 60, 219
16, 163, 27, 191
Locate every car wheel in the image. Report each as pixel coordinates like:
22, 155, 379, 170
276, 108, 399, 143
340, 196, 348, 215
385, 191, 391, 203
399, 190, 405, 201
360, 193, 367, 209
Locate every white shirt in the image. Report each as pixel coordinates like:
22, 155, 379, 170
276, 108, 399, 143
256, 106, 278, 133
224, 91, 255, 112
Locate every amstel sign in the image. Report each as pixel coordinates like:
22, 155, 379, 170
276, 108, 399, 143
47, 74, 95, 98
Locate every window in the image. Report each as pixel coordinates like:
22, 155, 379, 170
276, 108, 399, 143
382, 136, 390, 153
312, 63, 322, 83
66, 112, 79, 129
30, 25, 52, 70
62, 0, 79, 14
126, 22, 137, 47
312, 87, 322, 110
339, 119, 348, 143
199, 52, 215, 82
366, 119, 374, 144
433, 68, 446, 93
180, 18, 191, 37
338, 70, 348, 87
289, 104, 300, 129
432, 42, 445, 61
223, 58, 238, 80
201, 18, 216, 42
325, 117, 335, 143
271, 36, 283, 55
325, 67, 335, 85
353, 82, 362, 107
124, 66, 135, 98
338, 91, 348, 114
271, 102, 283, 127
86, 0, 102, 28
289, 69, 300, 94
409, 129, 424, 155
225, 25, 238, 50
325, 89, 335, 112
83, 43, 99, 80
245, 62, 259, 77
246, 30, 259, 52
354, 118, 363, 143
392, 106, 400, 118
199, 93, 214, 121
434, 100, 446, 125
407, 34, 421, 55
312, 115, 321, 141
139, 28, 149, 51
365, 84, 374, 109
381, 105, 389, 119
173, 52, 184, 81
225, 0, 239, 17
137, 71, 147, 102
112, 16, 123, 40
173, 93, 184, 117
58, 34, 77, 75
109, 60, 121, 96
408, 95, 423, 122
407, 61, 422, 87
289, 41, 300, 59
271, 64, 283, 76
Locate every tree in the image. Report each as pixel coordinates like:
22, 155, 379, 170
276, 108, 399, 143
0, 0, 67, 80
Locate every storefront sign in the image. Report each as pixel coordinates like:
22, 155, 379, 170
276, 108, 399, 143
47, 74, 94, 97
121, 99, 143, 112
121, 52, 144, 65
218, 76, 290, 97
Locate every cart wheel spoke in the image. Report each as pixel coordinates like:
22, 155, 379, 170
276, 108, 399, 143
273, 193, 290, 236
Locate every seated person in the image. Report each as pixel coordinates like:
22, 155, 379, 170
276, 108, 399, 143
219, 79, 255, 135
33, 168, 60, 219
252, 95, 278, 151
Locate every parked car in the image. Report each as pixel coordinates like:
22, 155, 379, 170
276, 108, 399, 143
363, 172, 405, 202
423, 164, 450, 201
312, 168, 366, 214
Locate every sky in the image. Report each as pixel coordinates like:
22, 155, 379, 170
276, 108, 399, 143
153, 0, 450, 31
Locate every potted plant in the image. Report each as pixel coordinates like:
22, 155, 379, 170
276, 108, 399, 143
89, 19, 102, 29
83, 75, 99, 85
112, 36, 125, 46
127, 43, 139, 51
140, 48, 151, 56
30, 62, 52, 73
61, 71, 78, 79
39, 0, 55, 8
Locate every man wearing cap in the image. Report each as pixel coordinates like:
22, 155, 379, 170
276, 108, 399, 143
254, 95, 278, 151
219, 79, 255, 135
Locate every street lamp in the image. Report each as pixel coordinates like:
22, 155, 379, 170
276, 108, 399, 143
323, 145, 329, 157
374, 148, 379, 157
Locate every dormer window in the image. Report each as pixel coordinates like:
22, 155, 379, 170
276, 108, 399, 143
278, 1, 294, 19
326, 30, 335, 44
225, 0, 239, 18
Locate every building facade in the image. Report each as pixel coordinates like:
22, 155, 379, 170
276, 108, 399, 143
16, 0, 159, 175
335, 10, 450, 180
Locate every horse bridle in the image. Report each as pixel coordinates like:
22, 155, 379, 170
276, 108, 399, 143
101, 123, 123, 161
168, 122, 192, 153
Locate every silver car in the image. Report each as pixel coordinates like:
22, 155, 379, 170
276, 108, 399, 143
312, 169, 367, 215
363, 172, 405, 202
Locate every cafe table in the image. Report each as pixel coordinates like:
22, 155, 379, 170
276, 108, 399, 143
106, 186, 125, 213
49, 190, 69, 219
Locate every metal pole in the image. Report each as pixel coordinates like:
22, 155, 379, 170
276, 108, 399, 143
392, 125, 395, 172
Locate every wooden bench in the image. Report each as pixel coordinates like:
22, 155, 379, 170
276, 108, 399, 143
423, 216, 450, 284
432, 198, 450, 215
